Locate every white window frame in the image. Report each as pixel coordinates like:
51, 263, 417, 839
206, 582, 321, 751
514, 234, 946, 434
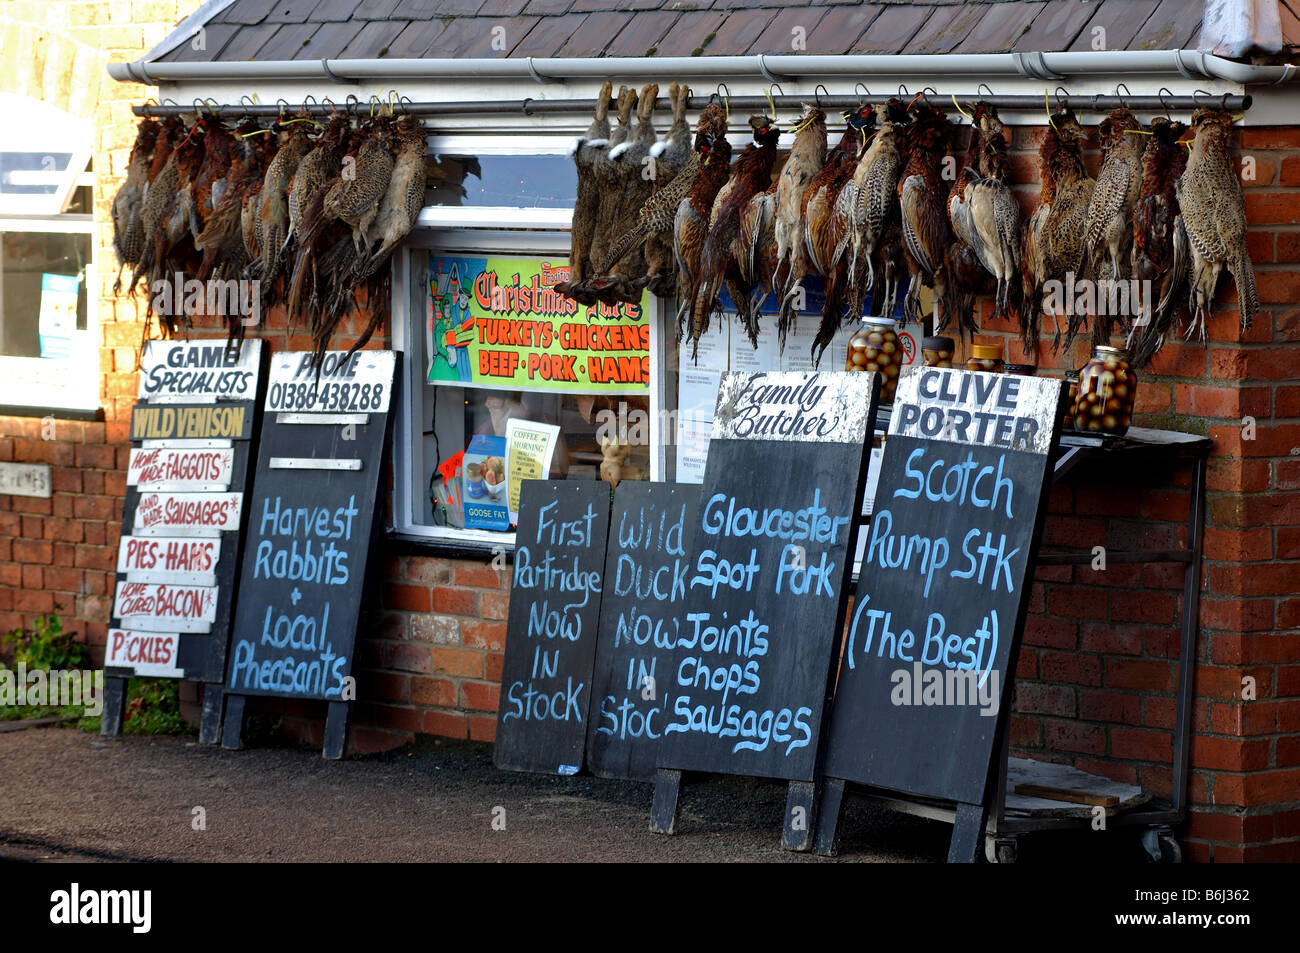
391, 225, 669, 551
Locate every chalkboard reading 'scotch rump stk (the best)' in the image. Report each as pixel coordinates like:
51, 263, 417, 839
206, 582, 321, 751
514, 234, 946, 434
586, 481, 700, 782
494, 480, 611, 775
223, 350, 397, 758
104, 339, 267, 743
818, 366, 1063, 861
652, 370, 879, 846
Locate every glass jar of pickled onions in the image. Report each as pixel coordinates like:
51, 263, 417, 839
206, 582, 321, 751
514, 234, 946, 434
1003, 363, 1037, 377
965, 343, 1004, 374
922, 335, 955, 368
1073, 346, 1137, 435
847, 318, 903, 404
1063, 371, 1079, 432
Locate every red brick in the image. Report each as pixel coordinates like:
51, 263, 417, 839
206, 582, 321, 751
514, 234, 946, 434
1278, 459, 1300, 490
1204, 526, 1273, 562
1148, 342, 1207, 378
480, 590, 510, 621
1142, 695, 1177, 729
383, 582, 431, 613
432, 646, 484, 679
1245, 192, 1300, 225
1199, 595, 1274, 632
1078, 622, 1142, 655
1111, 727, 1171, 761
431, 586, 477, 615
1007, 713, 1041, 746
1078, 689, 1141, 724
410, 676, 457, 707
1039, 650, 1101, 686
461, 619, 506, 651
454, 561, 505, 589
386, 642, 432, 674
14, 590, 55, 613
485, 651, 504, 682
1209, 562, 1300, 597
365, 672, 410, 703
460, 680, 500, 712
1281, 155, 1300, 186
1207, 457, 1270, 493
1243, 768, 1300, 803
468, 714, 496, 743
12, 539, 53, 564
1042, 718, 1105, 754
1021, 616, 1076, 649
422, 710, 468, 739
1107, 658, 1173, 692
1046, 586, 1107, 620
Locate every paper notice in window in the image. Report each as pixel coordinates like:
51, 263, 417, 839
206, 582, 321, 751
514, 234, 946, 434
674, 368, 721, 485
505, 419, 560, 522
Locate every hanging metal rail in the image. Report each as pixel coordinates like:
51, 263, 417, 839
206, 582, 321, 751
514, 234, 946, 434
132, 91, 1253, 121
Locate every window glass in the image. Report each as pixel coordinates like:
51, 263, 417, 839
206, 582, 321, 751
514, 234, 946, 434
427, 154, 576, 209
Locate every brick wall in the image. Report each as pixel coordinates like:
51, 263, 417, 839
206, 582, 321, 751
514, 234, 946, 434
1, 40, 1296, 860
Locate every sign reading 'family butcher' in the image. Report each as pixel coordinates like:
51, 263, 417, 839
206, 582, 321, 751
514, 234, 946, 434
822, 367, 1063, 809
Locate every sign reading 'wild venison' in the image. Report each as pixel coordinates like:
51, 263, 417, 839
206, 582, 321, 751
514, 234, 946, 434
494, 481, 611, 775
823, 367, 1063, 812
655, 371, 878, 783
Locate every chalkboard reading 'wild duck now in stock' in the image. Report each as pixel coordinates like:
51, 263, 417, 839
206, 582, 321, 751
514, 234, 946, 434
222, 350, 398, 759
105, 339, 267, 744
494, 480, 611, 775
817, 366, 1063, 862
652, 370, 880, 849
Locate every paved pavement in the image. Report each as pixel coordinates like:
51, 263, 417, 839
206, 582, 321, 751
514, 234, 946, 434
0, 727, 952, 862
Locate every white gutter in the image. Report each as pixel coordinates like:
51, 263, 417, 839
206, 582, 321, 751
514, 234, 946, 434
107, 51, 1299, 88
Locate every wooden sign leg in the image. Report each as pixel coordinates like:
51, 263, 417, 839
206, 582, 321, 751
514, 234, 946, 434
221, 694, 246, 750
948, 802, 986, 863
100, 676, 128, 737
781, 780, 819, 851
813, 777, 847, 856
198, 683, 223, 745
322, 700, 352, 760
650, 768, 682, 834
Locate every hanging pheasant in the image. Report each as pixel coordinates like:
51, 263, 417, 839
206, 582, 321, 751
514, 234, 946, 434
110, 118, 161, 294
1080, 108, 1145, 345
897, 101, 954, 329
771, 102, 827, 340
672, 130, 732, 342
1127, 117, 1189, 367
1176, 107, 1258, 337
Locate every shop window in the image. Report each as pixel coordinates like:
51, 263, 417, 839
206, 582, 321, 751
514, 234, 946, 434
0, 93, 97, 414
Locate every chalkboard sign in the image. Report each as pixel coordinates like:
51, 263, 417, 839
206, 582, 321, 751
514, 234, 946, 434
494, 480, 612, 775
223, 350, 397, 757
587, 481, 699, 782
655, 371, 878, 788
103, 339, 267, 743
819, 367, 1063, 858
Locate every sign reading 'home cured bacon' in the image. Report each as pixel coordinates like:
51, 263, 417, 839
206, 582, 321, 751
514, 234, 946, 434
113, 581, 219, 632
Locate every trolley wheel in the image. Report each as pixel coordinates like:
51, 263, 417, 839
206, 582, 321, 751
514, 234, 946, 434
1141, 826, 1183, 863
984, 834, 1019, 864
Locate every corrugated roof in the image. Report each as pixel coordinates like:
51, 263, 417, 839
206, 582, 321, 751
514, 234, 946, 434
154, 0, 1225, 62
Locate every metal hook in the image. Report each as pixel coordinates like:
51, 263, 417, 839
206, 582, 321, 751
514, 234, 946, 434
715, 82, 731, 121
813, 84, 828, 108
1192, 89, 1211, 107
521, 97, 534, 117
920, 86, 937, 104
1114, 82, 1132, 109
978, 82, 994, 99
344, 93, 360, 117
897, 83, 910, 98
1053, 86, 1070, 110
1158, 88, 1174, 118
855, 82, 871, 101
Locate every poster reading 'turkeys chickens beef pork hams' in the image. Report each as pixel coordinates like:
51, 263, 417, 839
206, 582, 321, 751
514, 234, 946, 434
426, 255, 652, 395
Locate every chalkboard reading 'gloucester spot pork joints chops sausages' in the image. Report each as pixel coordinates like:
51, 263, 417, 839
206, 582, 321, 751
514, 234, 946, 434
652, 370, 879, 847
495, 481, 612, 775
586, 481, 700, 782
818, 366, 1063, 862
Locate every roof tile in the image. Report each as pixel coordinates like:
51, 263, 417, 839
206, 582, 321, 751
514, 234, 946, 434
555, 12, 636, 56
1012, 0, 1098, 53
617, 0, 671, 10
851, 3, 928, 53
703, 8, 776, 54
521, 0, 574, 14
264, 0, 323, 24
392, 0, 451, 15
386, 20, 448, 56
652, 9, 729, 55
510, 12, 589, 55
605, 10, 680, 56
747, 7, 829, 54
448, 14, 541, 55
337, 19, 412, 57
253, 22, 324, 58
291, 19, 366, 58
479, 0, 530, 13
1129, 0, 1202, 51
214, 3, 269, 25
1067, 0, 1160, 52
803, 6, 880, 54
905, 4, 974, 54
161, 22, 240, 61
312, 0, 402, 21
953, 1, 1044, 53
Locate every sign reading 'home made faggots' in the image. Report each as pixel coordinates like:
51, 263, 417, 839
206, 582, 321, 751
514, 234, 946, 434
823, 367, 1062, 809
226, 351, 396, 709
107, 340, 266, 691
655, 370, 879, 783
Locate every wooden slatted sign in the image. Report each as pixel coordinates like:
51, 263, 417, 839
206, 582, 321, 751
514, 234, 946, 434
222, 350, 398, 759
104, 339, 267, 743
817, 367, 1064, 862
652, 370, 879, 849
494, 480, 611, 775
586, 481, 699, 782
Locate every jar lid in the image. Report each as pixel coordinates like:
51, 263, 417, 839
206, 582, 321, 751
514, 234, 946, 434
971, 344, 1003, 360
1004, 364, 1037, 375
863, 317, 897, 329
922, 336, 955, 350
1095, 345, 1129, 358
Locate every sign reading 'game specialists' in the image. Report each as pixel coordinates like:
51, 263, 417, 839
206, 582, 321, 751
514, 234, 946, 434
137, 339, 262, 402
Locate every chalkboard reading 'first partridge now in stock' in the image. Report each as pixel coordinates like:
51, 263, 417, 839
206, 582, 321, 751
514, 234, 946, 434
818, 366, 1063, 862
223, 350, 398, 759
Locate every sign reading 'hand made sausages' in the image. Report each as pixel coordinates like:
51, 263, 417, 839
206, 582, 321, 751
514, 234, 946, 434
823, 367, 1063, 807
495, 481, 611, 775
656, 371, 879, 783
